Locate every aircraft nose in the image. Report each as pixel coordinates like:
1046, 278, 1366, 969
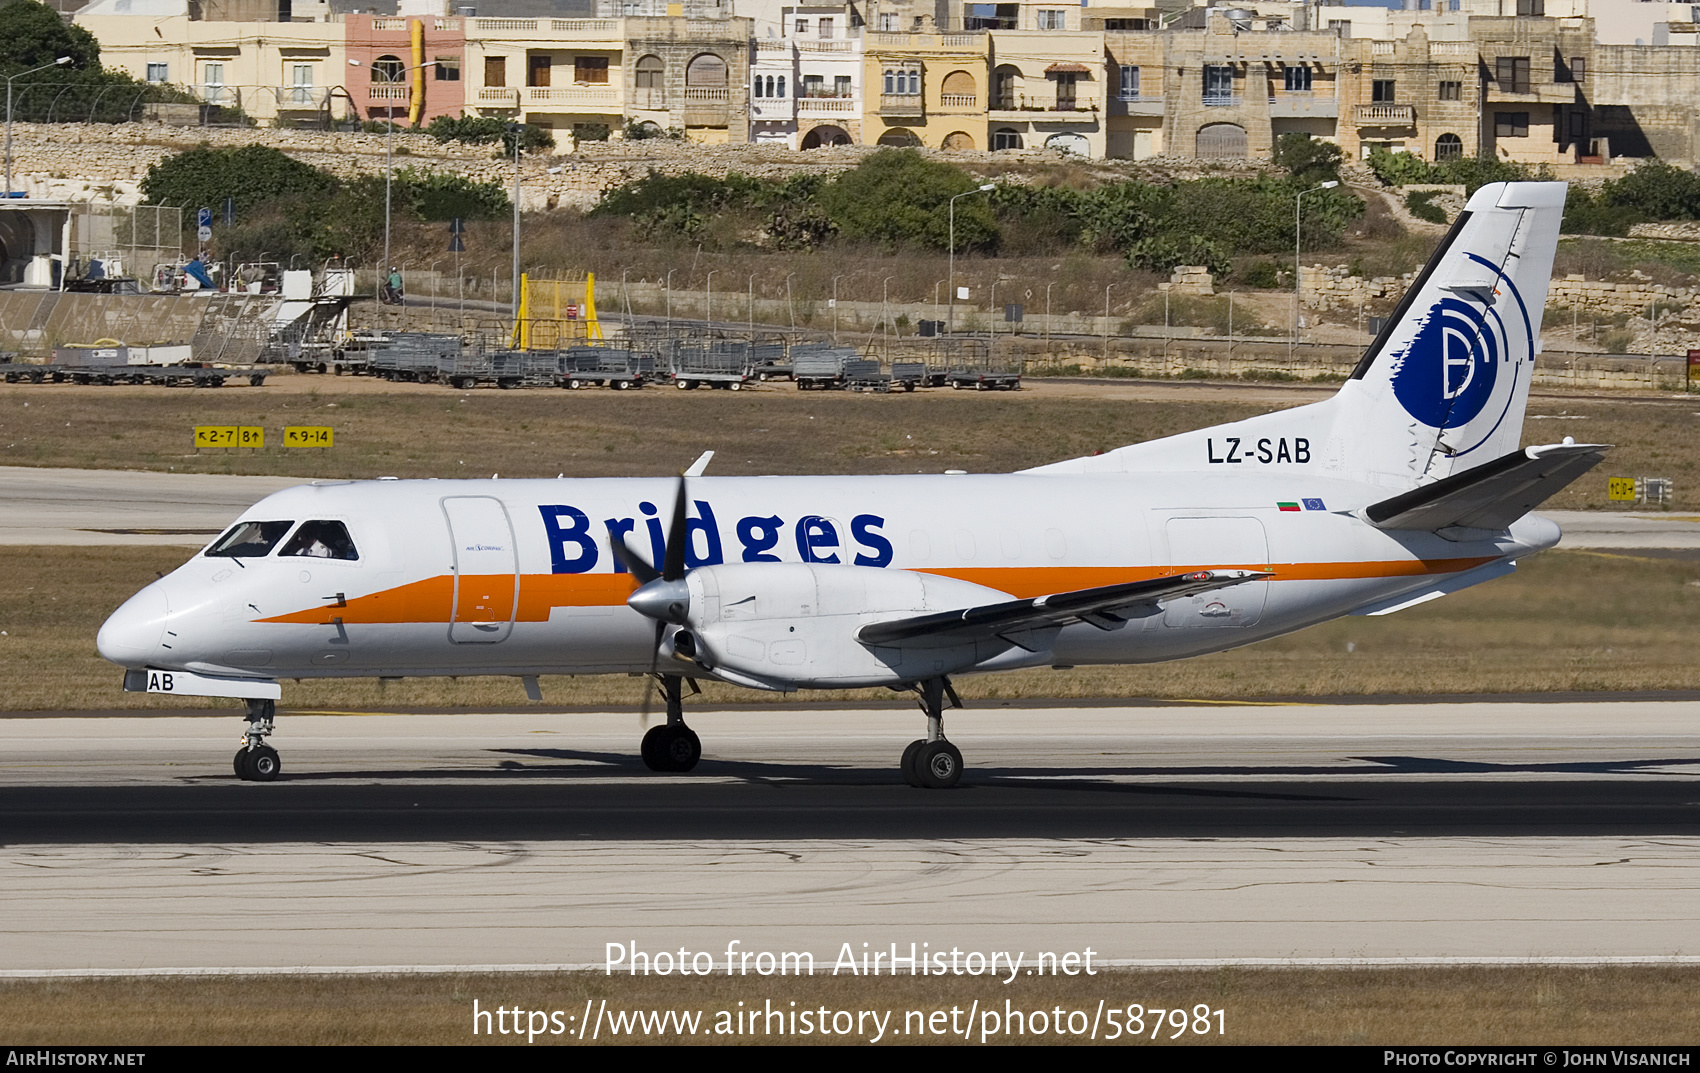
97, 585, 170, 666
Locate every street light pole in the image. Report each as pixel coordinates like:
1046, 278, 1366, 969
1045, 281, 1055, 361
748, 272, 756, 341
1293, 179, 1339, 360
947, 182, 995, 334
349, 57, 432, 301
6, 57, 71, 197
665, 268, 675, 329
706, 269, 717, 329
882, 275, 894, 357
1103, 283, 1114, 365
831, 274, 843, 342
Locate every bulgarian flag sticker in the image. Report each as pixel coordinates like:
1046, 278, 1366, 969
1277, 501, 1301, 512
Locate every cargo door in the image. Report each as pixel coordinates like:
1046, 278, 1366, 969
1163, 516, 1269, 628
442, 496, 518, 643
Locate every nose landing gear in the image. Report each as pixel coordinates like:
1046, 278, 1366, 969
640, 673, 702, 772
901, 677, 964, 789
234, 699, 281, 782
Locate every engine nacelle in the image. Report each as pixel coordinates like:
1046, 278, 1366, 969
675, 563, 1021, 689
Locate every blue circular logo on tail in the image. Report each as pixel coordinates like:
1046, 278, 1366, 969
1390, 297, 1500, 429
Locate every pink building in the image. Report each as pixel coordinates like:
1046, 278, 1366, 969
345, 14, 468, 126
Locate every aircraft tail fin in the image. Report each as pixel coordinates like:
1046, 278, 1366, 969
1336, 180, 1567, 486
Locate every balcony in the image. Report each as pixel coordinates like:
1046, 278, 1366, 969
750, 98, 794, 120
368, 85, 409, 102
683, 85, 730, 126
551, 19, 617, 32
1486, 81, 1576, 105
526, 85, 619, 107
867, 31, 983, 49
797, 96, 858, 116
938, 93, 977, 111
1268, 91, 1338, 118
1202, 94, 1243, 107
1110, 93, 1164, 116
799, 40, 855, 52
879, 92, 924, 117
477, 87, 522, 106
372, 16, 406, 29
1354, 102, 1415, 126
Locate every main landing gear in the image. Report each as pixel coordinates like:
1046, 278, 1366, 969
640, 673, 702, 772
901, 676, 964, 789
233, 698, 281, 782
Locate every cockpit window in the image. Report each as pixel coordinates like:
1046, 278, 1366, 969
206, 520, 294, 558
280, 520, 359, 561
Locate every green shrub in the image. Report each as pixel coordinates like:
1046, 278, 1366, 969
1405, 190, 1447, 225
1236, 260, 1284, 288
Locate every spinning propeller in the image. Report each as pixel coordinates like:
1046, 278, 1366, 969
607, 457, 709, 718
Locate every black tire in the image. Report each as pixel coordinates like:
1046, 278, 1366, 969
664, 725, 702, 771
900, 738, 926, 788
233, 747, 252, 781
917, 741, 962, 789
248, 745, 281, 782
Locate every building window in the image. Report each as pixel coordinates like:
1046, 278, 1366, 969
288, 63, 313, 104
1495, 111, 1529, 137
435, 56, 461, 81
146, 62, 168, 83
371, 55, 405, 83
801, 74, 823, 95
1569, 56, 1586, 82
1054, 71, 1077, 111
1436, 132, 1463, 158
795, 18, 808, 33
485, 56, 506, 88
993, 127, 1023, 150
758, 74, 786, 98
574, 56, 609, 84
878, 12, 898, 30
1204, 64, 1234, 102
883, 68, 920, 95
203, 62, 225, 103
1037, 9, 1066, 29
1283, 65, 1311, 92
1104, 18, 1149, 30
1438, 80, 1461, 100
635, 54, 663, 107
819, 17, 833, 38
835, 74, 851, 96
1515, 0, 1543, 14
1327, 19, 1351, 37
1119, 64, 1139, 99
1496, 56, 1530, 94
994, 65, 1016, 108
1372, 79, 1396, 102
528, 54, 551, 88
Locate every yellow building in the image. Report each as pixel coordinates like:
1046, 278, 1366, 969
861, 25, 988, 149
463, 16, 627, 141
77, 2, 348, 125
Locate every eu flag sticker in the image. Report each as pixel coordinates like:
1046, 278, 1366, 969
1303, 498, 1327, 511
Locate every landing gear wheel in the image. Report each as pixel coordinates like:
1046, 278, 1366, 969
916, 741, 962, 789
233, 747, 252, 780
641, 724, 701, 772
247, 745, 281, 782
900, 738, 926, 787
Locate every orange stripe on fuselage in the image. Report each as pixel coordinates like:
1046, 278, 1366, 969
254, 557, 1497, 626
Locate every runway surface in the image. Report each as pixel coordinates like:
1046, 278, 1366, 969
3, 701, 1698, 971
0, 466, 1696, 550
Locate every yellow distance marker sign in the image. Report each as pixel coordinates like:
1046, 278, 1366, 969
1608, 477, 1637, 502
284, 426, 334, 448
194, 426, 264, 449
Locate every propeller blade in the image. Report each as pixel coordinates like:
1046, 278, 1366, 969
638, 618, 665, 726
662, 474, 690, 582
607, 526, 660, 585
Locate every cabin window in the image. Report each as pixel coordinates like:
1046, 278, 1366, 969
280, 520, 360, 561
207, 520, 294, 558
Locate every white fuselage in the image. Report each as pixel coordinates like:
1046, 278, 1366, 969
96, 472, 1558, 689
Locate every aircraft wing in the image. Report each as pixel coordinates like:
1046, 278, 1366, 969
1365, 441, 1608, 532
854, 569, 1272, 646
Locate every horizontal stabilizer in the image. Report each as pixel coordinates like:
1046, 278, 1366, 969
1364, 442, 1608, 532
855, 569, 1270, 647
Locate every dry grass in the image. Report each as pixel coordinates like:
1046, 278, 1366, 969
0, 383, 1694, 511
2, 966, 1698, 1044
8, 544, 1698, 712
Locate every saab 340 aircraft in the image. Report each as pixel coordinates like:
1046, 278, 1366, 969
99, 181, 1604, 788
